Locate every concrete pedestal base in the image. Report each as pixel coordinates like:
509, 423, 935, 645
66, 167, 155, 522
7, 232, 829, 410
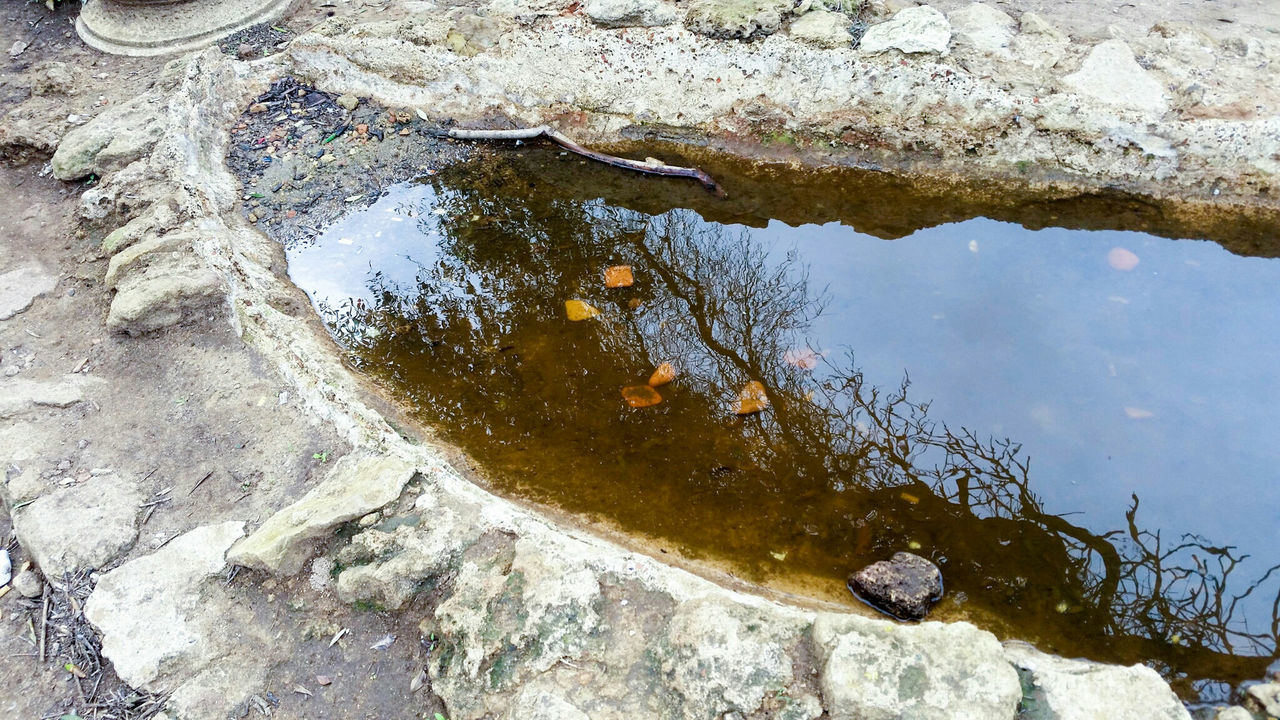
76, 0, 292, 57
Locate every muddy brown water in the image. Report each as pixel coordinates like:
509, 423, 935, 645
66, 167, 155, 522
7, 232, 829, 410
285, 145, 1280, 703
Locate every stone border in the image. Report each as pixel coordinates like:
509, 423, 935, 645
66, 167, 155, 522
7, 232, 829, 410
49, 3, 1280, 714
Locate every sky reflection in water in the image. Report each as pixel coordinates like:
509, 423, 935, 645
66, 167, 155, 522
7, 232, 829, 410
287, 169, 1280, 700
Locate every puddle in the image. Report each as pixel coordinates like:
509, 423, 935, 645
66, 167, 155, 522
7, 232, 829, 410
286, 146, 1280, 701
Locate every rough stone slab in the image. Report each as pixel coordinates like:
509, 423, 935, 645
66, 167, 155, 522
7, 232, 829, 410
949, 2, 1014, 57
1003, 641, 1191, 720
685, 0, 792, 40
100, 196, 182, 255
12, 473, 143, 582
859, 5, 951, 55
166, 660, 269, 720
2, 467, 46, 509
788, 10, 852, 49
0, 375, 94, 419
664, 597, 820, 717
106, 253, 225, 335
1019, 11, 1064, 39
0, 265, 57, 321
335, 502, 472, 610
84, 521, 245, 688
583, 0, 676, 28
228, 453, 416, 575
104, 232, 189, 288
51, 91, 167, 180
1062, 40, 1169, 114
812, 613, 1021, 720
431, 535, 605, 710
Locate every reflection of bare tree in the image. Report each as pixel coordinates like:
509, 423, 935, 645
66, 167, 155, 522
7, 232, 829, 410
315, 171, 1278, 697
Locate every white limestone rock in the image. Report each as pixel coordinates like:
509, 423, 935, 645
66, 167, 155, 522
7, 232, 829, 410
85, 521, 245, 701
1062, 40, 1169, 114
51, 91, 167, 180
812, 613, 1022, 720
665, 597, 821, 718
106, 251, 225, 335
0, 265, 57, 321
789, 10, 853, 49
1019, 11, 1065, 40
12, 472, 142, 582
859, 5, 951, 56
228, 453, 416, 574
1003, 641, 1192, 720
949, 2, 1014, 58
0, 375, 96, 419
583, 0, 676, 28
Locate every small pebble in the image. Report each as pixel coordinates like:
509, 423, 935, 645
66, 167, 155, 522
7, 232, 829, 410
336, 94, 359, 111
236, 43, 255, 60
12, 569, 43, 599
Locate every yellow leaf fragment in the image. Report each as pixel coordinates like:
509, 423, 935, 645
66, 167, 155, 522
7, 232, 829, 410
604, 265, 635, 288
648, 362, 677, 387
622, 385, 662, 408
732, 381, 769, 415
564, 299, 601, 321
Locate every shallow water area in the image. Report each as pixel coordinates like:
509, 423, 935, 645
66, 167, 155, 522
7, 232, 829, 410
286, 147, 1280, 701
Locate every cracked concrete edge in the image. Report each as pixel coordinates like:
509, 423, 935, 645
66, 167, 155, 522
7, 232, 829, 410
60, 28, 1233, 718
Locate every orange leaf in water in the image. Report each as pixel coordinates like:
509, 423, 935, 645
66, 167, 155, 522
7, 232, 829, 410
604, 265, 635, 288
564, 299, 601, 321
732, 381, 769, 415
622, 385, 662, 408
648, 362, 677, 387
784, 348, 822, 370
1108, 247, 1140, 271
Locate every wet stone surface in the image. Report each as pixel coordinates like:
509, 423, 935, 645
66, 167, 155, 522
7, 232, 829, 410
847, 551, 944, 621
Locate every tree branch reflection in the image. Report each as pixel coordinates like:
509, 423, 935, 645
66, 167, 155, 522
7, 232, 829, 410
314, 173, 1278, 697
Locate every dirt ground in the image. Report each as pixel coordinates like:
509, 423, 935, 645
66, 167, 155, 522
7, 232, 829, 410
0, 3, 460, 717
1, 0, 1278, 717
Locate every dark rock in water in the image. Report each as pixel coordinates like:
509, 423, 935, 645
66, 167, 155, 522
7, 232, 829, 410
847, 551, 943, 621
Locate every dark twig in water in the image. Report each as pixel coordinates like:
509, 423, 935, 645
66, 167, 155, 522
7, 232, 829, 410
448, 125, 725, 196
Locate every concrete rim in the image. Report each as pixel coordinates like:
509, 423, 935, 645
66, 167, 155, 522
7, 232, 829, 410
76, 0, 293, 57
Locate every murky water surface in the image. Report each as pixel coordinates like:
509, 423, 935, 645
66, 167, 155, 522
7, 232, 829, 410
287, 148, 1280, 700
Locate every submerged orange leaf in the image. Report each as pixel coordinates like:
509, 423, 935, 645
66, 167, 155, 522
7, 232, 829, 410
564, 299, 601, 321
622, 385, 662, 408
604, 265, 635, 288
732, 381, 769, 415
648, 362, 677, 387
